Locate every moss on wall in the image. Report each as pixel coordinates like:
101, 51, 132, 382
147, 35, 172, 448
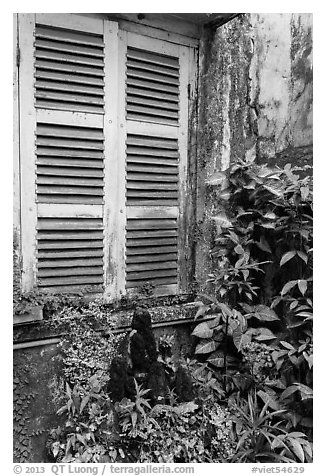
13, 345, 64, 462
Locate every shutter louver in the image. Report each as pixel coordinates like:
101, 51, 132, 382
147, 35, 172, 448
126, 216, 178, 288
126, 47, 179, 125
36, 123, 104, 204
34, 24, 105, 114
36, 216, 104, 291
126, 134, 179, 206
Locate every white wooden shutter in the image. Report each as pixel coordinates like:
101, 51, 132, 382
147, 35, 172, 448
119, 32, 191, 296
19, 14, 118, 293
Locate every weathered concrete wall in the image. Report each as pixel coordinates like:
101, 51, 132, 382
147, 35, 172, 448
13, 303, 198, 462
195, 13, 313, 291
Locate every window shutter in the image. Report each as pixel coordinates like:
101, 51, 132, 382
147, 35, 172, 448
121, 33, 190, 296
19, 14, 118, 293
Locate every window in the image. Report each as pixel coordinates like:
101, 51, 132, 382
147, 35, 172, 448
15, 13, 197, 300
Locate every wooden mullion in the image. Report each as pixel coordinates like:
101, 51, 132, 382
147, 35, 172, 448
103, 22, 125, 300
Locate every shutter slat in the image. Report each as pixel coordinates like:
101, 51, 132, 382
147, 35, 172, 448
127, 147, 178, 157
127, 48, 179, 69
127, 59, 179, 78
127, 182, 178, 191
127, 104, 179, 119
37, 176, 103, 186
127, 261, 177, 272
37, 185, 104, 195
36, 80, 103, 96
127, 245, 177, 256
127, 269, 177, 280
127, 165, 178, 175
127, 191, 178, 198
37, 124, 104, 140
127, 68, 179, 86
36, 138, 104, 150
35, 70, 104, 87
37, 148, 104, 158
38, 267, 103, 277
37, 166, 103, 177
126, 136, 178, 149
35, 25, 104, 47
38, 218, 102, 229
36, 101, 105, 114
38, 232, 103, 240
127, 229, 178, 238
38, 240, 103, 249
128, 173, 178, 182
126, 253, 177, 264
35, 90, 105, 106
127, 156, 178, 166
38, 195, 103, 204
127, 77, 179, 95
38, 276, 104, 286
37, 249, 103, 258
128, 95, 179, 111
35, 59, 104, 77
36, 158, 103, 168
35, 49, 104, 67
38, 258, 103, 268
35, 38, 105, 57
127, 219, 177, 230
128, 237, 177, 247
127, 86, 178, 103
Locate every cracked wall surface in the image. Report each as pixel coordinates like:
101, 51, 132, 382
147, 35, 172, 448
195, 13, 313, 291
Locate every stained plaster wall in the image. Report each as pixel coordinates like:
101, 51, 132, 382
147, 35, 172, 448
195, 13, 313, 291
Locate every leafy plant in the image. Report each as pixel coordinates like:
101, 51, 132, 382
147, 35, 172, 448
47, 373, 119, 463
228, 391, 312, 463
191, 159, 313, 460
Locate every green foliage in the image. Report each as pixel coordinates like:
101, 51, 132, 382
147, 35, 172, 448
47, 374, 120, 463
116, 387, 235, 463
227, 391, 312, 463
52, 300, 121, 387
13, 288, 85, 317
192, 159, 313, 462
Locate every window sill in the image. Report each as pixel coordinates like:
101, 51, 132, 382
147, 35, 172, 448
13, 306, 43, 326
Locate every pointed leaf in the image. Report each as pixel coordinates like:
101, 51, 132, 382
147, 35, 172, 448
281, 280, 297, 296
206, 171, 227, 186
298, 280, 308, 295
194, 304, 211, 320
280, 341, 295, 350
256, 236, 272, 253
192, 322, 213, 339
289, 438, 305, 463
253, 305, 280, 322
195, 340, 217, 354
232, 325, 243, 350
281, 385, 299, 400
254, 328, 277, 341
257, 390, 279, 410
212, 214, 232, 228
280, 251, 297, 267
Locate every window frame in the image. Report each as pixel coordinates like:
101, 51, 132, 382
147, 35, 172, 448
14, 13, 198, 301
